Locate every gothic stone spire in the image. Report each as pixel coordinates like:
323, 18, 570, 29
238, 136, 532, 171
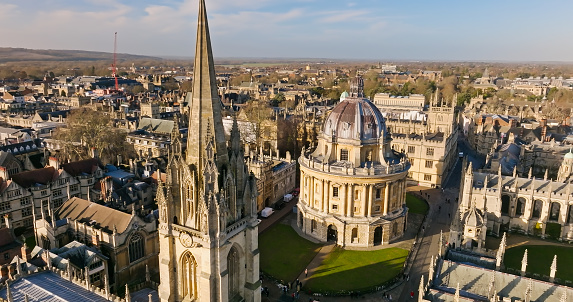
187, 0, 229, 170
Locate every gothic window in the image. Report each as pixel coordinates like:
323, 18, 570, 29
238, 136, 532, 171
128, 233, 145, 263
501, 195, 510, 215
228, 247, 240, 300
426, 148, 434, 156
516, 198, 526, 216
532, 200, 543, 219
549, 202, 561, 221
408, 146, 415, 154
180, 252, 197, 300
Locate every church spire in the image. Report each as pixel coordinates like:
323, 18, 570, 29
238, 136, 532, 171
187, 0, 229, 170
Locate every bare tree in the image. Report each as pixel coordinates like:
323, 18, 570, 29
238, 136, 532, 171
53, 108, 135, 164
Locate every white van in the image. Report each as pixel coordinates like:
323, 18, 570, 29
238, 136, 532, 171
261, 207, 274, 218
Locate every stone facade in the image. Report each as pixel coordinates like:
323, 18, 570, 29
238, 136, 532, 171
156, 1, 260, 301
380, 93, 458, 187
451, 160, 573, 252
246, 152, 296, 211
298, 76, 410, 248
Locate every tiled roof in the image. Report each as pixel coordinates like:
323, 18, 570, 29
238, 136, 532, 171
11, 167, 59, 188
61, 158, 100, 177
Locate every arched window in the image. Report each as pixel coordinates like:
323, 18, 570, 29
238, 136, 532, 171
532, 200, 543, 219
128, 233, 145, 263
567, 205, 573, 224
180, 252, 197, 300
351, 227, 358, 242
228, 247, 240, 300
516, 198, 526, 216
311, 220, 317, 233
501, 195, 510, 215
550, 202, 561, 221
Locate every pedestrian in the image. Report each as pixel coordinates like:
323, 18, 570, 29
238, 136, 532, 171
305, 268, 308, 277
448, 213, 451, 218
406, 274, 410, 281
389, 294, 392, 301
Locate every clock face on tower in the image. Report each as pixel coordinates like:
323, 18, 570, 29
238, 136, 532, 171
179, 231, 193, 248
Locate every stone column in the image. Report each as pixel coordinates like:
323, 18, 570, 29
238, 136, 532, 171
321, 179, 326, 212
300, 173, 305, 203
367, 185, 374, 217
383, 182, 391, 216
325, 181, 330, 214
341, 184, 347, 216
310, 177, 315, 208
347, 184, 354, 217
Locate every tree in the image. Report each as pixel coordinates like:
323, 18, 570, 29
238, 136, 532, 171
242, 100, 272, 150
457, 92, 471, 106
270, 93, 285, 107
53, 108, 135, 164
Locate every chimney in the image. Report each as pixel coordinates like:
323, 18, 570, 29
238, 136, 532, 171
20, 244, 30, 262
92, 233, 99, 247
0, 166, 8, 180
4, 214, 11, 230
0, 266, 8, 279
48, 157, 59, 170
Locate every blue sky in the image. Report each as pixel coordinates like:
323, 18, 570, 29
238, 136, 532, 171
1, 0, 573, 61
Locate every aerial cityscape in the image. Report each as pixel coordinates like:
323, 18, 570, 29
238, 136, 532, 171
0, 0, 572, 301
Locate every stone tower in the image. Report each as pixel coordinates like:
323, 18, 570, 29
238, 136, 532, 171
156, 0, 260, 301
557, 149, 573, 182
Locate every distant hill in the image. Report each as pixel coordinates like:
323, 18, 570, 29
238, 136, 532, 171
0, 47, 161, 63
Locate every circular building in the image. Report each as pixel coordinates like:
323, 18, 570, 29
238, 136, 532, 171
297, 77, 410, 248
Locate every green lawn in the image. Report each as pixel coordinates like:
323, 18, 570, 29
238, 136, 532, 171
406, 193, 429, 214
305, 247, 408, 292
259, 224, 322, 282
505, 245, 573, 281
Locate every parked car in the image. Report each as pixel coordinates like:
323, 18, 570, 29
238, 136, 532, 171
261, 207, 274, 218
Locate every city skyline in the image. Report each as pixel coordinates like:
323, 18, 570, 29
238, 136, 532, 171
1, 0, 573, 62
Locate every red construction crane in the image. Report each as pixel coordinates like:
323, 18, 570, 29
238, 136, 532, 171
111, 32, 119, 91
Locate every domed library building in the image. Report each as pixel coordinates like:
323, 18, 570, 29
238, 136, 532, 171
297, 76, 410, 248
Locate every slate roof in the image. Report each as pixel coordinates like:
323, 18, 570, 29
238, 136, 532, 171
56, 197, 133, 234
11, 167, 59, 188
137, 118, 174, 134
61, 158, 100, 177
50, 241, 107, 270
436, 259, 573, 301
0, 271, 108, 302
